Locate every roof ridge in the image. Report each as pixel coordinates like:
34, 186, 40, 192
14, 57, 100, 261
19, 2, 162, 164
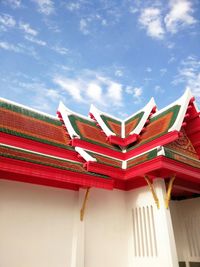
58, 101, 93, 121
0, 97, 57, 120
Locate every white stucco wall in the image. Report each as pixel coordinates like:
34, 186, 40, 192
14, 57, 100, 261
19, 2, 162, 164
171, 198, 200, 265
0, 180, 77, 267
0, 180, 128, 267
84, 188, 128, 267
1, 178, 195, 267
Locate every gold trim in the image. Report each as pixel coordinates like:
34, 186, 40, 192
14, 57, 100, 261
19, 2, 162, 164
80, 188, 90, 221
165, 175, 175, 209
144, 176, 160, 209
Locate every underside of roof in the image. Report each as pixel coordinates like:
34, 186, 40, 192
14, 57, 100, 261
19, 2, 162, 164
1, 89, 200, 199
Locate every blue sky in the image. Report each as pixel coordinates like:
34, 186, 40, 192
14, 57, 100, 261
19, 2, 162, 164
0, 0, 200, 118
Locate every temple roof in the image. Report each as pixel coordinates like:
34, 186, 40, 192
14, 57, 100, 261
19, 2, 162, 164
1, 89, 200, 198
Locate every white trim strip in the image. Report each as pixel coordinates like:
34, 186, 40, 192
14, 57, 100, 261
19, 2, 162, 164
90, 105, 116, 136
129, 97, 156, 135
58, 102, 80, 139
168, 89, 193, 132
0, 143, 81, 163
122, 160, 127, 169
75, 147, 97, 162
157, 146, 165, 156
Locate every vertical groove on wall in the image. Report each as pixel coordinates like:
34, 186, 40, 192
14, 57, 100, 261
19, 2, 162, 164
132, 206, 157, 257
146, 206, 153, 257
139, 207, 145, 256
150, 205, 157, 256
143, 206, 149, 257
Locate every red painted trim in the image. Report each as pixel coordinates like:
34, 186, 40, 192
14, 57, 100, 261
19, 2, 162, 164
72, 131, 180, 160
84, 161, 125, 179
0, 132, 83, 162
126, 131, 180, 159
0, 157, 114, 190
125, 157, 163, 179
0, 154, 199, 194
71, 138, 125, 159
113, 180, 126, 190
108, 134, 138, 147
1, 171, 80, 191
125, 156, 200, 184
125, 178, 147, 191
159, 157, 200, 183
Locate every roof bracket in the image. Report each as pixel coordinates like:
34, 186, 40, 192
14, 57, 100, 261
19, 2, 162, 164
144, 176, 160, 209
165, 175, 176, 209
80, 188, 90, 221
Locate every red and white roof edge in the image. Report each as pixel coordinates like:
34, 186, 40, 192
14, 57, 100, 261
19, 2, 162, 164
90, 98, 157, 138
0, 97, 57, 119
90, 104, 117, 137
58, 101, 81, 139
128, 97, 156, 136
152, 88, 193, 132
75, 147, 97, 162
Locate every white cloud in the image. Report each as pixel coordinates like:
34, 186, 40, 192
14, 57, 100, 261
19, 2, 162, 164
137, 0, 196, 40
46, 88, 61, 100
139, 7, 165, 39
117, 111, 129, 119
115, 69, 123, 77
166, 42, 175, 49
174, 56, 200, 99
14, 79, 63, 112
125, 86, 142, 96
86, 83, 103, 103
3, 0, 21, 8
0, 13, 16, 31
107, 82, 123, 105
43, 18, 61, 32
168, 56, 176, 63
79, 18, 90, 35
53, 71, 124, 107
133, 87, 142, 97
101, 19, 107, 26
25, 35, 47, 46
125, 86, 143, 103
17, 43, 39, 59
66, 2, 80, 11
129, 7, 139, 14
0, 41, 21, 52
33, 0, 54, 15
51, 45, 69, 55
146, 67, 152, 72
165, 0, 196, 33
154, 85, 165, 93
19, 22, 38, 36
0, 41, 38, 59
160, 68, 167, 75
125, 86, 133, 94
53, 77, 83, 102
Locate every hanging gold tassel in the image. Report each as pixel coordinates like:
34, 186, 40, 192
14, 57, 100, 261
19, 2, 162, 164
80, 188, 90, 221
165, 175, 175, 209
144, 175, 160, 209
